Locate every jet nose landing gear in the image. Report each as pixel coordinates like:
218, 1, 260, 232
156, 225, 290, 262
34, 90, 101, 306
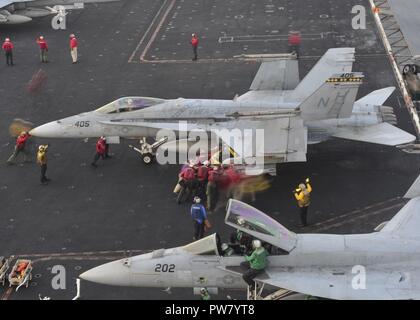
129, 137, 169, 165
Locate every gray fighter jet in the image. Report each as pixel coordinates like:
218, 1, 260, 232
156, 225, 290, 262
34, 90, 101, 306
0, 0, 117, 24
30, 48, 415, 171
80, 174, 420, 299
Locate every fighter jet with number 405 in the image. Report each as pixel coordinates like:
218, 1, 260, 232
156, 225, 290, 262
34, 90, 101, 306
30, 48, 415, 172
80, 174, 420, 300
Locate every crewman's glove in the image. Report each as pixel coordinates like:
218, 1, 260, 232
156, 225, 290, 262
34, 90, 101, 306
305, 178, 310, 183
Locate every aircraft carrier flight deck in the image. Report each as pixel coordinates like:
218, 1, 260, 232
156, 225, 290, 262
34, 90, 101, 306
0, 0, 419, 300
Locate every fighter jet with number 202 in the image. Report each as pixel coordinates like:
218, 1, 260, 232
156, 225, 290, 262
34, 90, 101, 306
30, 48, 415, 172
80, 174, 420, 300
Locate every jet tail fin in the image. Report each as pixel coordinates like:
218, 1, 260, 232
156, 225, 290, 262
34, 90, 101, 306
290, 48, 355, 101
299, 73, 363, 120
404, 174, 420, 199
379, 174, 420, 237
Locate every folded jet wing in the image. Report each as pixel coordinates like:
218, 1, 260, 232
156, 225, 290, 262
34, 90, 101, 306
249, 57, 300, 91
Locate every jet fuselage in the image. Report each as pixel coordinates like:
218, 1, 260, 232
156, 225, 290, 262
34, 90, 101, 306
30, 97, 387, 145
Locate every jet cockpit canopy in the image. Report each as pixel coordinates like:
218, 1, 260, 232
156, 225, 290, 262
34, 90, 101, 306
182, 233, 221, 256
225, 199, 297, 252
95, 97, 165, 114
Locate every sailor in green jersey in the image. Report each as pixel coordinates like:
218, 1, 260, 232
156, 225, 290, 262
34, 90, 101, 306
240, 240, 268, 289
200, 288, 211, 300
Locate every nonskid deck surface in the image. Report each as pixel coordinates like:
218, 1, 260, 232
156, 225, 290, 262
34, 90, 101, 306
0, 0, 418, 300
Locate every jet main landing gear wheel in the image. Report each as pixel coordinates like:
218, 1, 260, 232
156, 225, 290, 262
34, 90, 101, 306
142, 153, 154, 164
403, 64, 418, 75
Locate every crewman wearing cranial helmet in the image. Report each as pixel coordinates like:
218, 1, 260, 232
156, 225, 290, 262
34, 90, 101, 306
190, 196, 208, 240
36, 35, 48, 63
69, 34, 78, 63
293, 177, 312, 227
190, 33, 199, 61
200, 287, 211, 300
37, 144, 50, 185
240, 239, 268, 291
91, 136, 107, 168
7, 131, 31, 165
2, 37, 14, 66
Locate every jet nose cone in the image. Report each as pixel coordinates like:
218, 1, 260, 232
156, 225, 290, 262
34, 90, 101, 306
30, 121, 62, 138
79, 259, 131, 286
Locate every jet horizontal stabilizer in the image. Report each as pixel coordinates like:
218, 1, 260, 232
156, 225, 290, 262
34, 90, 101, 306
355, 87, 396, 106
332, 122, 416, 146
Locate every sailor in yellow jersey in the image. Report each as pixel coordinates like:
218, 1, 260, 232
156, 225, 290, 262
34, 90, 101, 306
293, 178, 312, 227
37, 144, 50, 185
